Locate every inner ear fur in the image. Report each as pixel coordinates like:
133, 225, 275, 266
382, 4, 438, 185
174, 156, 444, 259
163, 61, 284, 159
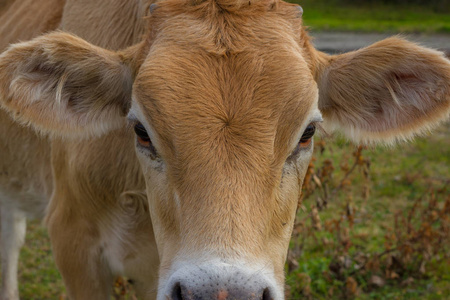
315, 37, 450, 145
0, 31, 134, 138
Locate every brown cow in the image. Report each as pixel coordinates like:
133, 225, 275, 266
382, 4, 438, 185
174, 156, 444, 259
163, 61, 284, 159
1, 0, 449, 299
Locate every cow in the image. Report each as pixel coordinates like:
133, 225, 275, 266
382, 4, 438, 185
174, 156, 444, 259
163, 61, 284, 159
0, 0, 449, 299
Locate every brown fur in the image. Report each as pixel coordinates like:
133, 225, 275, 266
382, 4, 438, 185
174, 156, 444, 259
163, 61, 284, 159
0, 0, 59, 205
0, 32, 133, 138
134, 1, 317, 284
0, 1, 159, 299
1, 0, 449, 299
0, 2, 63, 299
0, 0, 64, 51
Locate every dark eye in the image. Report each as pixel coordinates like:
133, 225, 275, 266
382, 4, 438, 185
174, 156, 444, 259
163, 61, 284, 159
134, 122, 158, 156
134, 122, 150, 144
299, 123, 316, 148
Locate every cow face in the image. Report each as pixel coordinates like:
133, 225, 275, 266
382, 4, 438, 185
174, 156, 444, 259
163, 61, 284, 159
0, 0, 449, 299
129, 1, 318, 298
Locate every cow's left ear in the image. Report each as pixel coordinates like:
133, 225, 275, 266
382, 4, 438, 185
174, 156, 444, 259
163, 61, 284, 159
315, 37, 450, 145
0, 31, 136, 138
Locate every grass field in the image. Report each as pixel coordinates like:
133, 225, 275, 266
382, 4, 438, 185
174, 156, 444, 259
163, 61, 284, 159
286, 124, 450, 299
8, 123, 449, 299
288, 0, 450, 33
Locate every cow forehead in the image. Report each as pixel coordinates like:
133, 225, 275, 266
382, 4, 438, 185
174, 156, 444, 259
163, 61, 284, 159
136, 50, 315, 148
132, 0, 317, 168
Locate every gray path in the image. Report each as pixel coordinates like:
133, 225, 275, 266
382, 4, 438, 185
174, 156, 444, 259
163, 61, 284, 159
310, 31, 450, 54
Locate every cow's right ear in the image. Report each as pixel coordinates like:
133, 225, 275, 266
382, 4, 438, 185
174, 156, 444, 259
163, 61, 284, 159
0, 31, 134, 138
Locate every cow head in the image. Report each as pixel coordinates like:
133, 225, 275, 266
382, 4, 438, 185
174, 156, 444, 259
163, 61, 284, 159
0, 0, 449, 299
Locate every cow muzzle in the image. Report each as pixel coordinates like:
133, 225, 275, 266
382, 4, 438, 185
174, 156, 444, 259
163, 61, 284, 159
162, 261, 280, 300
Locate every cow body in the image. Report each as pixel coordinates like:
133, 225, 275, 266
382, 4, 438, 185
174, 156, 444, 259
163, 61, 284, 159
0, 1, 159, 299
0, 0, 449, 300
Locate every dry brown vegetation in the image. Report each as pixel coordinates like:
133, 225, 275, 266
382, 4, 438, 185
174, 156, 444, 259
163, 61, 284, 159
285, 133, 449, 299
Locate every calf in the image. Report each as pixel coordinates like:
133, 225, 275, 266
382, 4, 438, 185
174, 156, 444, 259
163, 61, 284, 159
1, 0, 449, 299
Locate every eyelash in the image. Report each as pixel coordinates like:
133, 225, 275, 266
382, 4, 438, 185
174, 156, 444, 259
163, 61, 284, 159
288, 122, 324, 159
131, 121, 158, 158
299, 123, 316, 147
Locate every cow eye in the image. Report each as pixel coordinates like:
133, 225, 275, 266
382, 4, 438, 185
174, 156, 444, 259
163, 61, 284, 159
133, 122, 157, 156
299, 123, 316, 148
287, 123, 317, 161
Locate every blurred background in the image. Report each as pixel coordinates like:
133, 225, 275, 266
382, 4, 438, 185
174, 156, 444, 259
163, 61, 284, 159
292, 0, 449, 33
10, 0, 450, 299
286, 1, 450, 299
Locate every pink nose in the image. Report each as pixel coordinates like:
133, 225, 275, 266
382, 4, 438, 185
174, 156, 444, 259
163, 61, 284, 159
217, 290, 228, 300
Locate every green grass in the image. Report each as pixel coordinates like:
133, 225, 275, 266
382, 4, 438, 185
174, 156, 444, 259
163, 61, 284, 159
288, 0, 450, 33
17, 221, 67, 299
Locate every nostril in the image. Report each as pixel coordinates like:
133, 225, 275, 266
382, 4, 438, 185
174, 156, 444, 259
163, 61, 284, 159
171, 282, 183, 300
262, 288, 274, 300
